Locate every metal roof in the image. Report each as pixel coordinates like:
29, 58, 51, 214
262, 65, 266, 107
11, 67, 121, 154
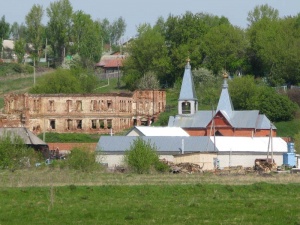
96, 136, 287, 154
96, 136, 217, 154
212, 136, 287, 153
216, 78, 234, 116
0, 127, 47, 145
178, 62, 198, 101
126, 126, 190, 136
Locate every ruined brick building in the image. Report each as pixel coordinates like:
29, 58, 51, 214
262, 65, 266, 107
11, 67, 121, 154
1, 90, 166, 134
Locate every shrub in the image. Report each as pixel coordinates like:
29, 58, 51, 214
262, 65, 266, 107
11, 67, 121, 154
66, 147, 101, 172
0, 131, 42, 171
124, 138, 164, 174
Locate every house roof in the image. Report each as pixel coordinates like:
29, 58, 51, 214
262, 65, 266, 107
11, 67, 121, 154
96, 136, 217, 154
96, 136, 287, 154
0, 127, 47, 145
168, 109, 275, 130
126, 126, 190, 136
95, 54, 125, 68
178, 61, 198, 101
2, 40, 14, 50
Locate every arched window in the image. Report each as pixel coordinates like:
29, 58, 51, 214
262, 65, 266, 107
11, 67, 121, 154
182, 101, 191, 114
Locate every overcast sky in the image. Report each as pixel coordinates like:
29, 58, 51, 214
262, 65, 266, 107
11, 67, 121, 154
1, 0, 299, 39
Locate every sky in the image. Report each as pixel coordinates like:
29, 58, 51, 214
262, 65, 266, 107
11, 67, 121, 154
1, 0, 300, 40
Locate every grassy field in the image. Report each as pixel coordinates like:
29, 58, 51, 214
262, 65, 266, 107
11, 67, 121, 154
1, 170, 300, 224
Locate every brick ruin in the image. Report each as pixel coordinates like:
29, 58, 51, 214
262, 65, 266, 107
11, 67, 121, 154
0, 90, 166, 134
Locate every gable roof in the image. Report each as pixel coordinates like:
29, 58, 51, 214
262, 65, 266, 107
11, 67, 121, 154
0, 127, 47, 145
178, 61, 197, 101
126, 126, 190, 136
95, 54, 125, 68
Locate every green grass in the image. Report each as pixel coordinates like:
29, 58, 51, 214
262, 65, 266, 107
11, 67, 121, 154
1, 179, 300, 224
38, 132, 100, 143
275, 117, 300, 138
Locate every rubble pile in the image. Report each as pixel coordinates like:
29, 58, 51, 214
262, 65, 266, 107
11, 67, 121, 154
161, 160, 204, 173
254, 160, 277, 173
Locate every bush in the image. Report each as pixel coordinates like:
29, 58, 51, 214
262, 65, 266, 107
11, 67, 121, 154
66, 147, 101, 172
0, 131, 42, 171
124, 138, 165, 174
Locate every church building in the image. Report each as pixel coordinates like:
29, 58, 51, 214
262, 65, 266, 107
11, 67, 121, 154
168, 60, 275, 137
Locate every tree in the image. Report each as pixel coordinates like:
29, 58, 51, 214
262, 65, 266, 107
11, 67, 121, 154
71, 11, 102, 65
229, 76, 298, 122
29, 68, 100, 94
0, 15, 10, 57
46, 0, 73, 64
25, 4, 44, 62
123, 24, 171, 88
98, 17, 126, 47
0, 15, 10, 40
247, 4, 279, 26
202, 24, 248, 75
124, 138, 167, 174
0, 131, 41, 171
137, 71, 160, 90
14, 38, 26, 63
10, 22, 26, 40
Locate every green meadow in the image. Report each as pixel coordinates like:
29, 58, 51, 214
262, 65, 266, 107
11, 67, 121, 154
1, 170, 300, 225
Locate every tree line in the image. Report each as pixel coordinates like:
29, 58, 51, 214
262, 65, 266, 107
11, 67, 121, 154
0, 0, 126, 67
123, 4, 300, 89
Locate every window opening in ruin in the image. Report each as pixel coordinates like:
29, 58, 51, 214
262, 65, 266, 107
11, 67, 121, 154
66, 100, 72, 112
133, 118, 137, 126
67, 119, 72, 130
107, 100, 112, 110
107, 119, 112, 129
99, 119, 104, 129
91, 100, 97, 111
33, 99, 39, 111
182, 101, 191, 114
76, 101, 82, 111
49, 100, 55, 111
76, 120, 82, 129
91, 119, 97, 129
50, 120, 56, 129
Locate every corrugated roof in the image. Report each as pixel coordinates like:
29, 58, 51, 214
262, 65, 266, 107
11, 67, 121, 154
178, 62, 198, 101
96, 136, 217, 153
169, 111, 214, 128
127, 126, 190, 136
0, 127, 47, 145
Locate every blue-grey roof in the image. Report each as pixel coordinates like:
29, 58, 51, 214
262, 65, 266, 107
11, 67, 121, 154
168, 109, 275, 130
96, 136, 217, 154
178, 62, 197, 101
217, 79, 233, 116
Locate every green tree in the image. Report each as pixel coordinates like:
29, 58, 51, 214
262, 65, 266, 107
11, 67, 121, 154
0, 131, 41, 171
29, 69, 82, 94
25, 4, 44, 62
229, 76, 298, 122
247, 4, 279, 26
123, 24, 171, 88
137, 71, 160, 90
46, 0, 73, 64
124, 138, 166, 174
71, 11, 102, 65
66, 147, 100, 172
0, 15, 10, 57
29, 68, 100, 94
10, 22, 26, 40
14, 38, 26, 63
203, 24, 248, 75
